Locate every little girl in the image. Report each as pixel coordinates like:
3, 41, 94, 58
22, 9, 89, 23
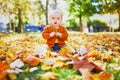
42, 10, 68, 51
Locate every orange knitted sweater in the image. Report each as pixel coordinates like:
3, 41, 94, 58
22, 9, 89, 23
42, 25, 68, 48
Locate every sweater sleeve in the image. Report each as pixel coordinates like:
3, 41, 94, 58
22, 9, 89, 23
59, 27, 68, 41
42, 26, 51, 40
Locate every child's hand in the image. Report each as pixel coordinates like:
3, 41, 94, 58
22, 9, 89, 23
56, 32, 62, 38
50, 32, 55, 37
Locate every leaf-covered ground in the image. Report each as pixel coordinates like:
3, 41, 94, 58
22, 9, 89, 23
0, 32, 120, 80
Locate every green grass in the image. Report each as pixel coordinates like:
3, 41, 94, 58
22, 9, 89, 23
52, 67, 82, 80
106, 62, 120, 80
7, 63, 45, 80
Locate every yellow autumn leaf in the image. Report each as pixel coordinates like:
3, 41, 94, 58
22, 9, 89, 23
22, 53, 30, 59
24, 68, 30, 73
8, 74, 17, 80
41, 64, 51, 70
56, 56, 66, 61
92, 74, 100, 80
44, 58, 56, 65
52, 61, 65, 68
40, 72, 58, 80
6, 48, 16, 58
0, 40, 5, 46
0, 49, 5, 54
58, 45, 75, 56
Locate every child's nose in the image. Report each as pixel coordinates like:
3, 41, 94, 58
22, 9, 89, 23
55, 19, 57, 21
54, 19, 57, 22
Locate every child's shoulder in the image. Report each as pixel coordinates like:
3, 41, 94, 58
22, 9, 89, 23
60, 25, 66, 28
45, 25, 66, 29
44, 25, 52, 29
60, 25, 66, 29
46, 25, 51, 28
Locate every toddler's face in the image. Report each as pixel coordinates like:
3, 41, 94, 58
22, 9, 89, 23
50, 13, 62, 27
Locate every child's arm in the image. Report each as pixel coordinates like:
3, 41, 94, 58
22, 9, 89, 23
58, 27, 68, 40
42, 27, 52, 40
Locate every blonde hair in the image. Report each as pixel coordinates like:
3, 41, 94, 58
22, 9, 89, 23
49, 10, 63, 18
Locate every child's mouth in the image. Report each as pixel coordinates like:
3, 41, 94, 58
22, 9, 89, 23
54, 22, 57, 24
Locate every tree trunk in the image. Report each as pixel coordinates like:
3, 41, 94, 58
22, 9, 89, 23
118, 11, 120, 31
18, 9, 22, 33
46, 0, 49, 25
13, 22, 16, 32
79, 14, 83, 32
9, 19, 12, 30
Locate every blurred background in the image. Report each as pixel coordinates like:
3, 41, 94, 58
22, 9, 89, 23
0, 0, 120, 33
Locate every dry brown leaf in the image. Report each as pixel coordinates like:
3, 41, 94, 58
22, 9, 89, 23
73, 59, 95, 72
24, 56, 40, 66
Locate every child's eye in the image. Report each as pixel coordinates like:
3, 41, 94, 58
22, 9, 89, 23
52, 17, 55, 19
57, 18, 60, 20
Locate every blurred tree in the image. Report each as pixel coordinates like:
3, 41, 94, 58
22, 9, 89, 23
96, 0, 120, 31
0, 0, 14, 31
45, 0, 49, 25
66, 18, 79, 31
0, 0, 44, 32
88, 20, 109, 32
0, 0, 32, 32
65, 0, 98, 32
32, 1, 45, 24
